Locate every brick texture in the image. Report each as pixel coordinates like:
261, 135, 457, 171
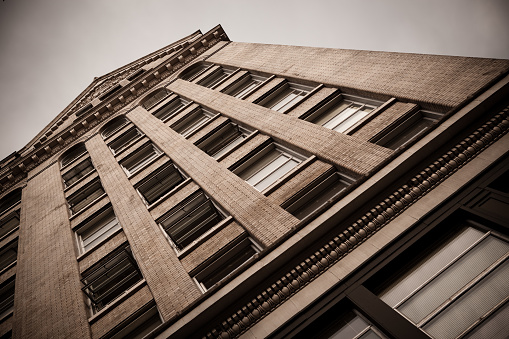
128, 107, 300, 247
86, 135, 202, 322
208, 42, 509, 111
13, 163, 91, 339
169, 80, 392, 176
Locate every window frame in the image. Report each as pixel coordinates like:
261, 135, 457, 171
151, 96, 191, 122
261, 82, 314, 113
0, 239, 18, 273
67, 179, 106, 215
0, 189, 22, 219
101, 116, 129, 139
141, 88, 170, 111
106, 302, 162, 339
120, 143, 162, 176
60, 144, 87, 168
0, 277, 15, 320
107, 127, 144, 155
136, 163, 186, 206
224, 73, 267, 99
196, 122, 252, 159
197, 66, 236, 89
170, 107, 216, 138
0, 210, 20, 241
180, 63, 213, 82
61, 158, 95, 189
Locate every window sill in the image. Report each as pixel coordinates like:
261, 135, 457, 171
88, 279, 147, 324
76, 227, 124, 262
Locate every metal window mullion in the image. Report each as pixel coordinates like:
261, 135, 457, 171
248, 156, 291, 186
327, 103, 356, 130
92, 269, 140, 305
167, 199, 212, 235
81, 248, 130, 285
83, 255, 131, 289
176, 213, 218, 247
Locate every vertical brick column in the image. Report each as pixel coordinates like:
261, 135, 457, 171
13, 163, 91, 339
128, 107, 299, 247
85, 135, 201, 321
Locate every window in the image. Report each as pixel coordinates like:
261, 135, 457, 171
262, 82, 313, 113
81, 245, 142, 313
108, 303, 162, 339
0, 240, 17, 272
120, 143, 161, 175
371, 219, 509, 339
371, 110, 442, 150
101, 116, 129, 139
61, 143, 87, 168
152, 96, 189, 121
62, 158, 94, 188
75, 205, 121, 254
179, 63, 211, 82
0, 189, 21, 217
108, 128, 143, 155
225, 74, 266, 99
197, 122, 250, 159
235, 144, 304, 192
99, 84, 122, 101
197, 66, 235, 89
0, 278, 15, 319
306, 95, 377, 133
160, 191, 225, 251
193, 236, 260, 291
137, 164, 185, 205
141, 89, 169, 111
67, 179, 105, 215
283, 171, 354, 220
0, 211, 19, 239
171, 108, 215, 138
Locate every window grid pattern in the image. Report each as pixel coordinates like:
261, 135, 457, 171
198, 67, 234, 89
142, 89, 169, 110
152, 97, 190, 122
171, 108, 215, 138
197, 123, 250, 159
228, 74, 266, 99
120, 144, 161, 175
62, 158, 94, 188
137, 164, 185, 205
0, 279, 15, 319
264, 83, 312, 113
75, 206, 121, 254
101, 117, 129, 139
61, 144, 87, 168
67, 180, 105, 215
0, 240, 18, 272
312, 100, 375, 133
0, 210, 20, 240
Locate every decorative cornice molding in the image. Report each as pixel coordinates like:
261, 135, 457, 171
0, 26, 229, 194
202, 106, 509, 339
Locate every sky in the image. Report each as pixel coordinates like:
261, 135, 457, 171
1, 0, 508, 161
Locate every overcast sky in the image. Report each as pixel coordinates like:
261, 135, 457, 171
1, 0, 508, 161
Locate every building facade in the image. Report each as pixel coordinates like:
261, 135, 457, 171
0, 25, 508, 338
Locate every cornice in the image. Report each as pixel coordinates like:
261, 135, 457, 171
0, 25, 229, 194
200, 106, 509, 338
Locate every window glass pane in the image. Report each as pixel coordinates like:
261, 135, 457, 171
79, 208, 121, 252
62, 159, 94, 187
109, 129, 142, 154
122, 145, 160, 174
0, 241, 17, 271
322, 104, 357, 129
271, 92, 300, 112
333, 105, 372, 132
213, 135, 245, 159
464, 301, 509, 339
383, 117, 434, 150
313, 101, 350, 126
142, 90, 168, 110
0, 212, 20, 239
254, 158, 299, 191
153, 98, 187, 121
101, 117, 128, 139
0, 279, 15, 318
61, 144, 87, 167
138, 165, 184, 205
246, 153, 289, 186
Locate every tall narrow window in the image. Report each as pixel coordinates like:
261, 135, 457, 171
180, 63, 211, 82
171, 108, 214, 138
120, 143, 162, 175
235, 144, 304, 192
137, 164, 185, 205
142, 89, 169, 111
61, 143, 87, 168
0, 210, 20, 239
160, 191, 225, 251
108, 303, 162, 339
62, 158, 94, 187
152, 96, 189, 121
0, 240, 18, 272
108, 128, 143, 155
81, 246, 142, 313
101, 116, 129, 139
197, 66, 235, 89
262, 83, 313, 113
197, 123, 250, 159
0, 189, 21, 217
226, 74, 266, 99
75, 205, 121, 254
67, 180, 105, 215
0, 278, 15, 319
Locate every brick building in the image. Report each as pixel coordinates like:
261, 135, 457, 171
1, 25, 508, 338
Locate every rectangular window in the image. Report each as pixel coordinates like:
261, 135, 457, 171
137, 164, 185, 205
372, 110, 442, 150
226, 74, 266, 99
0, 190, 21, 217
373, 220, 509, 339
108, 303, 162, 339
75, 205, 121, 254
62, 158, 94, 188
152, 97, 189, 121
262, 82, 313, 113
67, 180, 105, 215
0, 210, 20, 240
193, 236, 260, 291
235, 143, 304, 192
142, 89, 169, 110
120, 144, 162, 175
81, 245, 142, 313
283, 171, 354, 219
197, 122, 250, 159
171, 108, 215, 138
0, 278, 15, 319
160, 191, 225, 251
197, 66, 235, 89
0, 240, 17, 272
108, 128, 143, 155
306, 95, 378, 133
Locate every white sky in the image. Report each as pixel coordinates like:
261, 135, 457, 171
1, 0, 508, 161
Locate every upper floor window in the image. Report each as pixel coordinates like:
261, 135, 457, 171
179, 63, 211, 82
225, 74, 267, 99
120, 143, 162, 175
75, 205, 121, 254
152, 96, 190, 122
0, 240, 18, 272
197, 66, 235, 89
262, 82, 313, 113
159, 191, 226, 251
141, 88, 170, 111
137, 163, 186, 205
108, 128, 143, 155
61, 143, 87, 168
306, 95, 378, 133
197, 122, 251, 159
81, 245, 142, 313
101, 116, 129, 139
0, 210, 20, 240
0, 278, 15, 319
171, 108, 215, 138
62, 158, 94, 188
234, 143, 305, 192
108, 303, 162, 339
67, 179, 105, 215
0, 189, 21, 217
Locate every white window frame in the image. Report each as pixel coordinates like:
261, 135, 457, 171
75, 205, 121, 254
262, 82, 313, 113
171, 107, 216, 138
197, 122, 252, 159
226, 74, 267, 99
197, 66, 236, 89
152, 96, 191, 122
120, 143, 162, 176
108, 127, 144, 155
